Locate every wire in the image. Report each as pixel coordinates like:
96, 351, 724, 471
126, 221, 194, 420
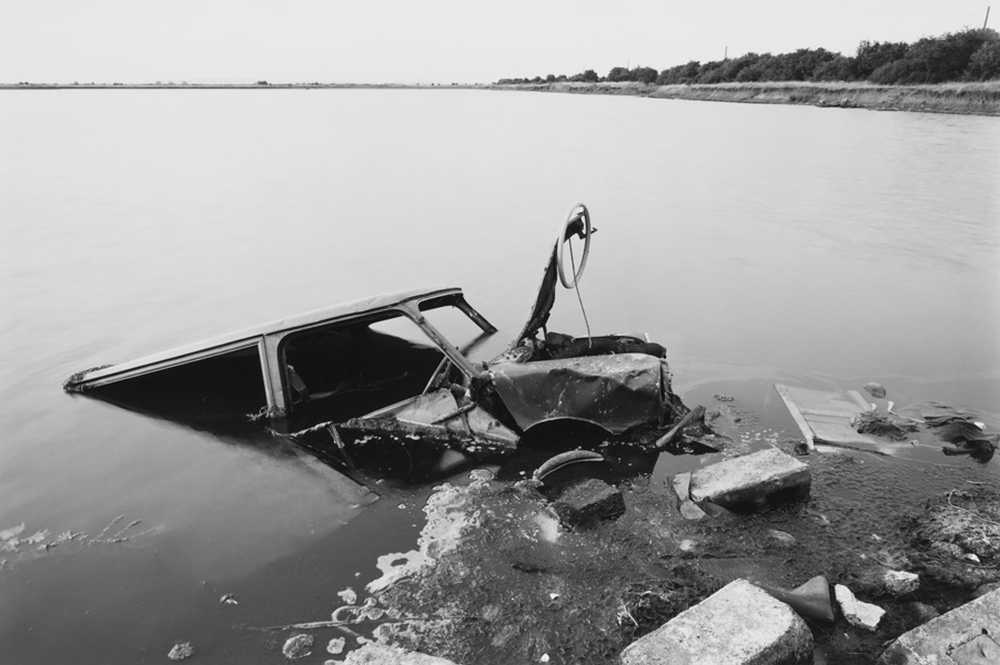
568, 235, 593, 348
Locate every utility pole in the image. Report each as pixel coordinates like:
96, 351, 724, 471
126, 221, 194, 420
985, 6, 992, 29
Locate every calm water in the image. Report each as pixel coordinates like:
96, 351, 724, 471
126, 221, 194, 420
1, 90, 998, 663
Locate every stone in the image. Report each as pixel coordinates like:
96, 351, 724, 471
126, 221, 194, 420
835, 584, 885, 632
689, 449, 811, 510
767, 529, 797, 548
282, 634, 314, 660
864, 382, 887, 399
551, 479, 625, 528
343, 643, 459, 665
327, 637, 346, 655
878, 588, 1000, 664
619, 579, 813, 665
672, 472, 707, 521
882, 570, 919, 596
167, 642, 195, 661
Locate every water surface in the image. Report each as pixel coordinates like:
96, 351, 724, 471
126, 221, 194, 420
1, 89, 998, 663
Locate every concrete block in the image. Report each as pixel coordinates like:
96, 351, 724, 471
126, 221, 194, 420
835, 584, 885, 631
878, 588, 1000, 664
620, 579, 813, 665
551, 479, 624, 527
689, 448, 810, 510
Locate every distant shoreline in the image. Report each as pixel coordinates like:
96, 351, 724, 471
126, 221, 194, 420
0, 82, 481, 90
4, 80, 998, 116
488, 80, 1000, 116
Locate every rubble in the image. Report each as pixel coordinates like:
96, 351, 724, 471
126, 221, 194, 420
882, 570, 919, 596
878, 587, 1000, 664
551, 479, 625, 528
282, 633, 314, 659
167, 642, 195, 661
670, 472, 707, 521
688, 448, 810, 510
834, 584, 885, 632
342, 643, 460, 664
619, 579, 812, 665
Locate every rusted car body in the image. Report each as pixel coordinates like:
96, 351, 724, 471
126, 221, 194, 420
65, 208, 686, 451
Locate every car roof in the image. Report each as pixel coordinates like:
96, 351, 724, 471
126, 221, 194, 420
65, 287, 462, 389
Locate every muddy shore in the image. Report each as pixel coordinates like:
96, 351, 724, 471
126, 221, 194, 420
489, 80, 1000, 116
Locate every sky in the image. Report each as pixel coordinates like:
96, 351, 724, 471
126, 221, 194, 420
0, 1, 993, 83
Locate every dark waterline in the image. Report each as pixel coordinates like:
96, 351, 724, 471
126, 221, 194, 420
1, 89, 998, 663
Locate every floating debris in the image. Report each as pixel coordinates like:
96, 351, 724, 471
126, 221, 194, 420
0, 523, 25, 541
219, 593, 239, 606
326, 637, 345, 655
337, 587, 358, 605
282, 633, 314, 660
167, 641, 194, 661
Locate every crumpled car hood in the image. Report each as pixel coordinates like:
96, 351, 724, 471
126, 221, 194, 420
489, 353, 665, 434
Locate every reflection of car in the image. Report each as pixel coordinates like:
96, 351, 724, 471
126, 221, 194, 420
64, 205, 687, 449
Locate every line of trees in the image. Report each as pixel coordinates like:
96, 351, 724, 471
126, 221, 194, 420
497, 28, 1000, 86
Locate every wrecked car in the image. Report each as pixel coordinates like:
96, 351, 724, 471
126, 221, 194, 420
64, 205, 690, 457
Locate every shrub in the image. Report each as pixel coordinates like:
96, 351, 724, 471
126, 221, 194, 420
966, 40, 1000, 79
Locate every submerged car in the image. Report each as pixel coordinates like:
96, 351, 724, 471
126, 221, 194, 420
64, 205, 689, 453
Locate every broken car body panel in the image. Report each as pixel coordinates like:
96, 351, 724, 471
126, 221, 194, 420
490, 354, 667, 434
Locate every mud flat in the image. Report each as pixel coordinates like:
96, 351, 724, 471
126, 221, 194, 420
490, 80, 1000, 116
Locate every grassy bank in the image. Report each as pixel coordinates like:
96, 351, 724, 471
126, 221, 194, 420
489, 80, 1000, 116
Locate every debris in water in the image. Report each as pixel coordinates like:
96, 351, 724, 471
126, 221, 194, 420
0, 523, 25, 541
834, 584, 884, 631
863, 382, 887, 399
713, 393, 735, 402
882, 570, 919, 596
326, 637, 345, 655
550, 478, 625, 528
167, 641, 195, 661
282, 633, 314, 660
219, 593, 239, 606
336, 587, 357, 605
852, 409, 917, 440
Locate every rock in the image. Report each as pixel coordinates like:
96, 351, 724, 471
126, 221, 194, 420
620, 579, 813, 665
878, 588, 1000, 664
767, 529, 797, 548
863, 382, 887, 399
672, 473, 707, 521
551, 479, 625, 528
167, 642, 194, 661
337, 587, 357, 604
834, 584, 885, 632
882, 570, 919, 596
689, 448, 811, 511
327, 637, 346, 655
343, 643, 460, 664
282, 634, 314, 660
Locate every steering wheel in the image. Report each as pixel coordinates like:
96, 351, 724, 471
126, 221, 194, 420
556, 203, 592, 289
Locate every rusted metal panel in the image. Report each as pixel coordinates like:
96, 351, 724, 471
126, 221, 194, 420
490, 353, 664, 434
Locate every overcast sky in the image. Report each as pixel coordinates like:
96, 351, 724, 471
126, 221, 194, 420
1, 1, 992, 83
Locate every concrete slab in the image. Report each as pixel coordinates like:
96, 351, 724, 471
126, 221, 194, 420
620, 579, 813, 665
672, 472, 707, 521
878, 588, 1000, 664
689, 448, 810, 510
551, 479, 625, 528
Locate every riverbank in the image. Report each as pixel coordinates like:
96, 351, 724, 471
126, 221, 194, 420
489, 80, 1000, 116
6, 80, 998, 115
